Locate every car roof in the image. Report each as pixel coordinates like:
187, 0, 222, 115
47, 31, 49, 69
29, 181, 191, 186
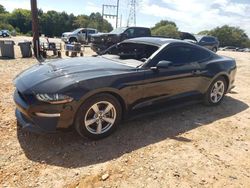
123, 37, 187, 47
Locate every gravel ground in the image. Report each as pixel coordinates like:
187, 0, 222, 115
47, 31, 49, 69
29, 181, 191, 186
0, 37, 250, 188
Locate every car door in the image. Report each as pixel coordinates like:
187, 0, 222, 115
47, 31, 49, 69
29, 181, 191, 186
124, 28, 135, 39
141, 44, 207, 105
77, 29, 86, 42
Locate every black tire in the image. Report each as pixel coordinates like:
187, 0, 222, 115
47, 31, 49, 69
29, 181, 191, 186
65, 51, 69, 56
203, 76, 227, 106
69, 37, 77, 43
58, 51, 62, 58
212, 47, 217, 52
80, 52, 84, 57
42, 51, 47, 58
53, 50, 57, 56
75, 93, 122, 140
71, 52, 77, 57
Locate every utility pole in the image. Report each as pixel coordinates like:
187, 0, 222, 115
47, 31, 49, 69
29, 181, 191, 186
127, 0, 136, 27
116, 0, 120, 28
102, 0, 120, 29
30, 0, 40, 58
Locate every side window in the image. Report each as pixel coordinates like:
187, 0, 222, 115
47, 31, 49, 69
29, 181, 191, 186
135, 28, 149, 37
155, 46, 192, 66
189, 47, 211, 62
78, 29, 86, 35
124, 28, 135, 38
88, 30, 96, 34
202, 37, 215, 42
152, 46, 211, 66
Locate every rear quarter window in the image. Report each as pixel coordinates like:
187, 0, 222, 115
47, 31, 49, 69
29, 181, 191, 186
189, 47, 212, 62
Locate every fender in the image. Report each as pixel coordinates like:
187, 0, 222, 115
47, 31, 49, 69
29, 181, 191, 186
204, 71, 230, 93
76, 87, 128, 112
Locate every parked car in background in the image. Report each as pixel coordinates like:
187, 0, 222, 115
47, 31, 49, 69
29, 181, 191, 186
90, 27, 151, 54
220, 46, 237, 51
180, 32, 219, 52
61, 28, 97, 44
194, 35, 219, 52
14, 37, 236, 139
0, 30, 10, 37
236, 48, 250, 52
243, 48, 250, 52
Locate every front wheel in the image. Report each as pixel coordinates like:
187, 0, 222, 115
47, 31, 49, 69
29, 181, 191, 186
203, 77, 227, 106
69, 37, 77, 43
75, 94, 122, 139
212, 47, 217, 52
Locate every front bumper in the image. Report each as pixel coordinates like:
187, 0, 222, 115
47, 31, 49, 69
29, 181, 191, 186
15, 109, 58, 133
61, 37, 68, 43
91, 43, 109, 54
14, 90, 74, 134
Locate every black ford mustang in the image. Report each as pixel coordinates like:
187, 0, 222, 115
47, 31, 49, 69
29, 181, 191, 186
14, 37, 236, 139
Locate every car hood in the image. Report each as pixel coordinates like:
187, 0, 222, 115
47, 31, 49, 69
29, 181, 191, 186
62, 32, 72, 36
14, 56, 137, 93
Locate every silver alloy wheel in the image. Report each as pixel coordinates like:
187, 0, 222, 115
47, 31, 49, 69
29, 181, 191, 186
84, 101, 117, 135
210, 80, 225, 103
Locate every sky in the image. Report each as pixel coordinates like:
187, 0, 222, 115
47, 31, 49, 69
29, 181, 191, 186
0, 0, 249, 36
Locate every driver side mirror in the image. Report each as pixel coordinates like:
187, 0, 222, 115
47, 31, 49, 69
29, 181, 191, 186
151, 60, 173, 71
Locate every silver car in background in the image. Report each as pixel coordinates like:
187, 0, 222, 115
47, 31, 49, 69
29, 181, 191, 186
62, 28, 97, 44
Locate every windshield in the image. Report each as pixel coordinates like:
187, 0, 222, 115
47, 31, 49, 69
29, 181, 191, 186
73, 28, 83, 34
102, 42, 159, 66
109, 27, 127, 34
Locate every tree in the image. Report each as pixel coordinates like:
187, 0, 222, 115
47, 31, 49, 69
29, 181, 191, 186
151, 20, 180, 39
0, 4, 112, 37
198, 30, 210, 35
152, 20, 177, 31
200, 25, 250, 47
73, 15, 90, 28
0, 4, 7, 14
8, 9, 32, 34
74, 13, 113, 33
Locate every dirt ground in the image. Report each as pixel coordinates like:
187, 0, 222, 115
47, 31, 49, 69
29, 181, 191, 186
0, 37, 250, 188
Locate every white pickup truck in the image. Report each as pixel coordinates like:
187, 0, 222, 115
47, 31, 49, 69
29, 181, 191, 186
61, 28, 97, 44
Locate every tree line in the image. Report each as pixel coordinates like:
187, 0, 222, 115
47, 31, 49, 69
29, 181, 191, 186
0, 4, 113, 37
151, 20, 250, 48
1, 4, 249, 48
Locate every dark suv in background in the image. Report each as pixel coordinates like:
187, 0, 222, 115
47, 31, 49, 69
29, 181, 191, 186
195, 35, 219, 52
90, 27, 151, 54
181, 32, 219, 52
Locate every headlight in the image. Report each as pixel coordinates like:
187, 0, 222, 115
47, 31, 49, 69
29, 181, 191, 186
36, 94, 73, 104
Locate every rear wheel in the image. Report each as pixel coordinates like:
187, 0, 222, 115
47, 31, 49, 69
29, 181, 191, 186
203, 77, 227, 106
69, 37, 77, 43
75, 94, 122, 139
